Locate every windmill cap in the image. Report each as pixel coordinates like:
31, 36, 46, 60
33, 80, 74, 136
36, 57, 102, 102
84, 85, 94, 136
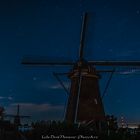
68, 59, 101, 78
73, 59, 96, 71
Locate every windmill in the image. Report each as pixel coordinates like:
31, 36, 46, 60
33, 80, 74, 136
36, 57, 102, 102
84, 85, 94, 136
22, 13, 140, 125
6, 104, 30, 127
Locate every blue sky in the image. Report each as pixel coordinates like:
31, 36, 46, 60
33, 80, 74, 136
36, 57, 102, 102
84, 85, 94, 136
0, 0, 140, 123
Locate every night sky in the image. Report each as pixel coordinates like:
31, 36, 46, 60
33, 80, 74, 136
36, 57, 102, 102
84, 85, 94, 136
0, 0, 140, 123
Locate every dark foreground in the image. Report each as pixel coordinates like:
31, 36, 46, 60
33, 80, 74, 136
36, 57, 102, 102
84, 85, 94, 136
0, 121, 140, 140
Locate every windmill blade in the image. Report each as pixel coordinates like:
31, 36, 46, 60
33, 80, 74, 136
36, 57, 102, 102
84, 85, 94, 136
22, 60, 74, 66
17, 104, 20, 116
97, 70, 115, 73
53, 72, 70, 95
75, 13, 89, 121
20, 115, 30, 118
102, 69, 115, 99
52, 72, 69, 75
88, 61, 140, 66
74, 66, 83, 123
22, 61, 74, 66
21, 56, 75, 66
5, 115, 30, 118
79, 12, 88, 60
5, 114, 15, 118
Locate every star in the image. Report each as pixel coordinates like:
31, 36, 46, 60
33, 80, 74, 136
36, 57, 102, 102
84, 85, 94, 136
33, 77, 37, 81
136, 10, 140, 14
109, 49, 113, 52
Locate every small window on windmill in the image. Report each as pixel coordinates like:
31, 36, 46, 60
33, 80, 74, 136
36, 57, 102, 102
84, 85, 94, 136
94, 98, 98, 104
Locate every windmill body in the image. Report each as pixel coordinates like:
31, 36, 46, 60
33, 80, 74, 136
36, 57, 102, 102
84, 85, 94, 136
65, 60, 105, 123
14, 105, 21, 126
6, 105, 30, 127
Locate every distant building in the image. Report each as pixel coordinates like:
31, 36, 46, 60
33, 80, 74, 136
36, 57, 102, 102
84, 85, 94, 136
127, 123, 139, 129
118, 123, 139, 129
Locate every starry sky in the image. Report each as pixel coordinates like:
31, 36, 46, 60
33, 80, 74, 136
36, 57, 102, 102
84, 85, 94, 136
0, 0, 140, 123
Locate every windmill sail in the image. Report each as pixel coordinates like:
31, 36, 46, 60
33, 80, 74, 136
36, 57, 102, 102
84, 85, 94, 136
22, 13, 140, 127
